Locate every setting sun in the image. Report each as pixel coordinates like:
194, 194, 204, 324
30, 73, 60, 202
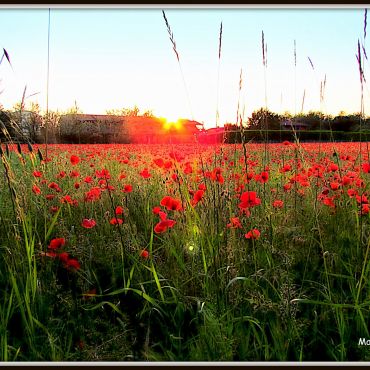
162, 117, 183, 131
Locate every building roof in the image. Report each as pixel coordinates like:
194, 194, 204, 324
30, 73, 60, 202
281, 120, 310, 126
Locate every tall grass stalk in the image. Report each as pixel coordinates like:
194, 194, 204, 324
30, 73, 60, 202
216, 22, 222, 128
261, 30, 270, 169
294, 39, 297, 115
355, 11, 369, 309
162, 10, 193, 120
45, 8, 51, 161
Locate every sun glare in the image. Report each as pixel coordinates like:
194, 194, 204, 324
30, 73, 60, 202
162, 117, 183, 131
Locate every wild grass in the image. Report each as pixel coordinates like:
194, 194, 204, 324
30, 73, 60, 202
1, 8, 370, 363
0, 139, 369, 361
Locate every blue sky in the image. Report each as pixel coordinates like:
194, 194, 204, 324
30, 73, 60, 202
0, 6, 368, 128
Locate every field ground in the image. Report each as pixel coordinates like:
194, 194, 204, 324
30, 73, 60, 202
1, 141, 370, 361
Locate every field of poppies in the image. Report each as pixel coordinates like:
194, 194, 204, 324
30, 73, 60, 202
0, 140, 370, 361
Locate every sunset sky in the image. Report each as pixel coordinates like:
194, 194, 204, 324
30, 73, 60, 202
0, 6, 368, 128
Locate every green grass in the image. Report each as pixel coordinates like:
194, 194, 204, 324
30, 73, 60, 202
0, 141, 370, 361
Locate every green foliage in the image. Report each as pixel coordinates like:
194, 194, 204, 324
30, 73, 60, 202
222, 109, 370, 144
105, 105, 153, 117
0, 142, 370, 361
247, 108, 282, 130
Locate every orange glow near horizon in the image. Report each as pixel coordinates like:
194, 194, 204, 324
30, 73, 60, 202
162, 118, 183, 132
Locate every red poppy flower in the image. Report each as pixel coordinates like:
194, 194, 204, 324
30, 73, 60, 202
140, 249, 149, 259
70, 170, 80, 178
330, 182, 340, 191
328, 163, 338, 172
227, 217, 242, 229
158, 211, 168, 221
153, 158, 164, 167
115, 206, 124, 215
184, 163, 193, 174
191, 190, 204, 206
211, 167, 224, 184
82, 218, 97, 228
70, 155, 80, 165
245, 229, 261, 240
347, 188, 358, 198
341, 176, 351, 186
323, 196, 335, 208
84, 187, 101, 202
32, 184, 41, 195
48, 182, 61, 192
164, 161, 172, 169
160, 196, 182, 211
42, 157, 52, 164
123, 184, 133, 193
171, 173, 179, 182
50, 206, 59, 213
95, 168, 111, 179
260, 171, 269, 183
98, 179, 107, 188
356, 178, 366, 188
110, 217, 123, 225
57, 171, 66, 179
356, 194, 368, 205
169, 152, 184, 162
321, 188, 330, 196
273, 200, 284, 208
152, 206, 161, 214
362, 163, 370, 173
60, 195, 75, 205
48, 238, 66, 250
65, 258, 81, 271
246, 172, 254, 181
154, 219, 176, 233
140, 168, 151, 179
361, 204, 370, 215
281, 164, 292, 173
33, 170, 43, 178
239, 191, 261, 209
198, 183, 207, 191
58, 252, 69, 263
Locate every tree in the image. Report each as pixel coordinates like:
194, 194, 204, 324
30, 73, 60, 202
292, 111, 328, 130
27, 103, 43, 142
331, 112, 362, 132
247, 108, 282, 130
65, 100, 83, 115
40, 110, 62, 143
142, 109, 154, 117
223, 123, 242, 143
105, 105, 153, 117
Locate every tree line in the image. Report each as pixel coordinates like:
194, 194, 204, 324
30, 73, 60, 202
223, 108, 370, 143
1, 104, 370, 144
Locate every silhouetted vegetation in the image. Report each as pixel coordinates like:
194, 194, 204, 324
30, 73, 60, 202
2, 105, 370, 144
223, 108, 370, 143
